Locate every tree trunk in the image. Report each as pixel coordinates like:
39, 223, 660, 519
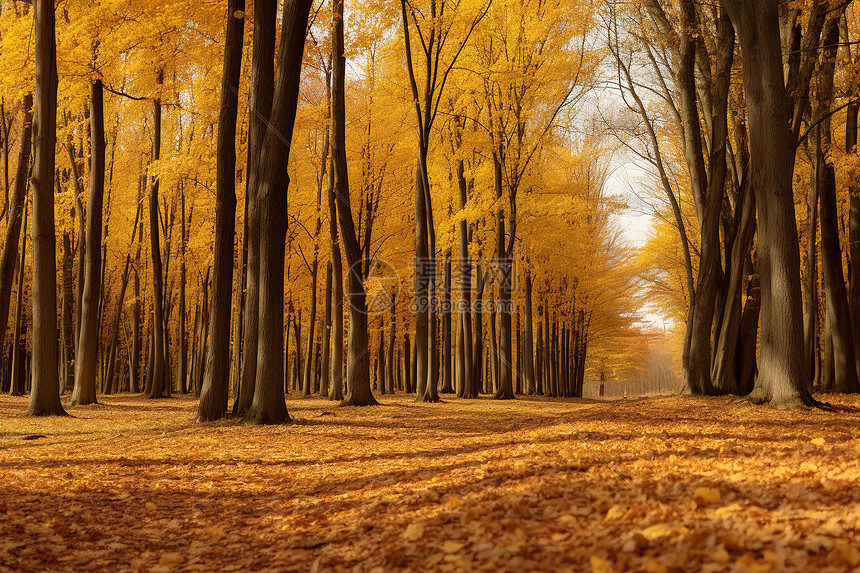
847, 101, 860, 378
234, 0, 277, 417
147, 75, 167, 400
318, 261, 332, 397
72, 79, 106, 406
245, 0, 313, 424
176, 190, 187, 394
0, 94, 32, 376
332, 0, 376, 407
523, 271, 535, 395
198, 1, 244, 420
302, 260, 318, 397
10, 200, 28, 396
723, 0, 814, 407
27, 0, 65, 416
440, 256, 453, 393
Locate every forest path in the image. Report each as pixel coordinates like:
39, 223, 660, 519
0, 393, 859, 572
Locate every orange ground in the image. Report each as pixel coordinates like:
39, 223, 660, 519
1, 392, 859, 572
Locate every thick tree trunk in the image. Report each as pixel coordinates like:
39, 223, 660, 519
328, 166, 344, 401
847, 101, 860, 377
245, 0, 312, 424
723, 0, 813, 407
198, 1, 244, 421
234, 0, 276, 417
72, 80, 106, 406
27, 0, 65, 415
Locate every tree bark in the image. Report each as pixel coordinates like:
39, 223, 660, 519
0, 94, 32, 368
234, 0, 276, 417
28, 0, 66, 415
244, 0, 313, 424
147, 73, 167, 399
198, 1, 245, 421
332, 0, 376, 407
723, 0, 814, 407
72, 79, 106, 406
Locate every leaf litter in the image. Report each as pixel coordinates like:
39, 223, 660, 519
0, 393, 859, 572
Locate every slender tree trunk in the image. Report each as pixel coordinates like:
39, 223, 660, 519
303, 261, 319, 396
0, 94, 32, 374
72, 80, 106, 406
332, 0, 375, 407
318, 261, 332, 397
176, 190, 187, 394
10, 200, 28, 396
27, 0, 65, 415
386, 300, 396, 394
147, 74, 167, 400
198, 1, 244, 420
234, 0, 277, 417
847, 101, 860, 377
440, 256, 453, 393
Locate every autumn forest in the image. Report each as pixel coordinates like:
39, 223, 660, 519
1, 0, 860, 571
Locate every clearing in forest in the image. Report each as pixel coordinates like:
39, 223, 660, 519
1, 394, 859, 572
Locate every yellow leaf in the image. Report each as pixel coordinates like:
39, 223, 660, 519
641, 523, 672, 540
644, 558, 667, 573
811, 437, 825, 446
401, 522, 423, 541
590, 556, 614, 573
694, 486, 721, 505
711, 547, 730, 563
442, 541, 464, 554
605, 504, 624, 520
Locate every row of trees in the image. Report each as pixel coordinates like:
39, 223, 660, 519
614, 0, 860, 407
0, 0, 643, 421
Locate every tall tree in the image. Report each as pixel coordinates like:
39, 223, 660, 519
333, 0, 377, 406
147, 70, 167, 399
72, 79, 106, 406
233, 0, 276, 417
0, 94, 32, 363
198, 0, 246, 422
27, 0, 65, 416
244, 0, 313, 423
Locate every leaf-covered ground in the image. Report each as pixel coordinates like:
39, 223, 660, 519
1, 393, 859, 572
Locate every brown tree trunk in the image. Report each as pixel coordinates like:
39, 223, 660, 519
318, 261, 332, 397
723, 0, 813, 407
245, 0, 313, 423
10, 200, 28, 396
0, 94, 32, 376
147, 74, 167, 400
28, 0, 65, 415
72, 79, 106, 406
523, 271, 535, 395
234, 0, 276, 417
332, 0, 376, 407
198, 1, 244, 420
